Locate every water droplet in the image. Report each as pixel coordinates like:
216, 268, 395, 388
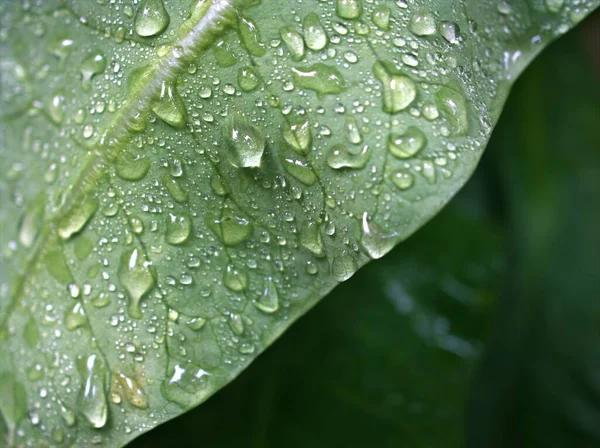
372, 6, 391, 30
336, 0, 363, 20
119, 247, 155, 319
440, 21, 460, 44
19, 198, 44, 248
223, 264, 248, 291
77, 354, 108, 428
134, 0, 170, 37
282, 116, 312, 155
116, 154, 151, 181
436, 86, 469, 135
545, 0, 564, 12
152, 81, 186, 128
57, 399, 76, 426
161, 175, 188, 203
299, 220, 325, 257
303, 13, 328, 51
162, 362, 211, 407
421, 161, 436, 184
117, 373, 148, 409
392, 170, 414, 190
165, 213, 192, 245
387, 127, 427, 159
360, 212, 397, 259
81, 51, 106, 90
254, 277, 279, 313
279, 26, 305, 61
65, 301, 87, 331
373, 61, 416, 114
292, 64, 346, 98
223, 115, 266, 168
58, 196, 98, 240
331, 254, 357, 282
282, 156, 318, 185
213, 39, 238, 67
212, 205, 254, 246
346, 117, 363, 144
239, 16, 266, 57
186, 316, 206, 331
238, 66, 260, 92
229, 313, 244, 336
327, 144, 369, 170
409, 11, 437, 36
48, 89, 67, 124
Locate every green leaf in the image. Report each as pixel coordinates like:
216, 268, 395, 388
0, 1, 597, 446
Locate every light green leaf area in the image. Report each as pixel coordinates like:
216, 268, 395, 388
0, 0, 596, 446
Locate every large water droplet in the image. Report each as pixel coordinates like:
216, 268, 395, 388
331, 254, 357, 282
229, 313, 244, 335
303, 13, 328, 51
436, 86, 469, 135
165, 213, 192, 245
212, 206, 254, 246
299, 220, 325, 257
57, 197, 98, 240
239, 16, 266, 57
223, 264, 248, 291
81, 51, 106, 90
282, 156, 319, 185
161, 362, 211, 407
117, 373, 148, 409
134, 0, 170, 37
119, 247, 155, 319
279, 26, 305, 61
77, 354, 108, 428
336, 0, 363, 20
292, 64, 346, 98
392, 170, 415, 190
409, 11, 437, 36
19, 198, 45, 248
223, 116, 266, 168
360, 212, 397, 259
372, 6, 391, 30
238, 66, 261, 92
327, 144, 370, 170
387, 127, 427, 159
373, 61, 417, 114
282, 116, 312, 155
254, 277, 279, 314
152, 81, 186, 128
65, 302, 87, 331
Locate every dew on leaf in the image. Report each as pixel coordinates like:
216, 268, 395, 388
360, 212, 397, 259
392, 170, 415, 190
76, 354, 108, 429
222, 115, 266, 168
292, 64, 346, 98
331, 254, 357, 282
117, 373, 148, 409
214, 39, 238, 67
229, 313, 244, 335
303, 13, 328, 51
254, 277, 279, 314
238, 66, 261, 92
327, 144, 370, 170
409, 10, 437, 36
372, 6, 391, 30
57, 197, 98, 240
64, 301, 87, 331
212, 206, 254, 247
118, 247, 155, 319
436, 85, 469, 135
336, 0, 363, 20
152, 81, 187, 128
81, 51, 106, 90
239, 16, 266, 57
134, 0, 170, 38
299, 220, 325, 257
282, 116, 312, 155
223, 264, 248, 292
165, 213, 192, 245
282, 156, 319, 185
387, 126, 427, 159
116, 154, 151, 181
279, 26, 305, 61
373, 61, 417, 114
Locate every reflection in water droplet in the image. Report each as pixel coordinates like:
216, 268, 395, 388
134, 0, 170, 37
373, 61, 417, 114
77, 354, 108, 428
409, 11, 437, 36
387, 127, 427, 159
223, 116, 266, 168
282, 116, 312, 155
254, 277, 279, 314
119, 247, 155, 319
360, 212, 397, 259
116, 154, 151, 181
392, 170, 415, 190
331, 254, 357, 282
65, 302, 87, 331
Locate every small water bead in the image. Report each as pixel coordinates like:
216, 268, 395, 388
254, 277, 279, 314
299, 220, 325, 257
238, 66, 260, 92
165, 213, 192, 245
58, 196, 98, 240
152, 81, 186, 128
134, 0, 170, 37
392, 170, 415, 190
387, 127, 427, 159
305, 260, 319, 275
223, 264, 248, 292
279, 26, 305, 61
118, 247, 155, 319
372, 6, 391, 30
223, 115, 266, 168
303, 13, 328, 51
360, 213, 397, 259
292, 64, 346, 98
327, 144, 370, 170
401, 53, 419, 67
422, 103, 439, 120
77, 354, 108, 429
282, 117, 312, 155
331, 254, 357, 282
282, 157, 319, 186
409, 11, 437, 36
336, 0, 363, 20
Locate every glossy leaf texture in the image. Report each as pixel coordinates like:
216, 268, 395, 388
0, 1, 597, 446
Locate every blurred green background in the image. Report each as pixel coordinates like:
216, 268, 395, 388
132, 14, 600, 448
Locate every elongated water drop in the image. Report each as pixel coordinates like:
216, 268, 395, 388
327, 144, 370, 170
165, 213, 192, 245
373, 61, 416, 114
279, 26, 305, 61
409, 11, 437, 36
303, 13, 328, 51
372, 6, 391, 30
436, 86, 469, 135
254, 277, 279, 314
223, 116, 265, 168
229, 313, 244, 336
299, 220, 325, 257
117, 373, 148, 409
336, 0, 362, 20
331, 254, 357, 282
134, 0, 170, 37
239, 16, 266, 57
77, 354, 108, 428
292, 64, 346, 98
387, 127, 427, 159
65, 302, 87, 331
282, 157, 318, 185
282, 116, 312, 155
19, 198, 45, 248
119, 247, 155, 319
81, 51, 106, 90
58, 197, 98, 240
152, 81, 186, 128
360, 212, 397, 259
